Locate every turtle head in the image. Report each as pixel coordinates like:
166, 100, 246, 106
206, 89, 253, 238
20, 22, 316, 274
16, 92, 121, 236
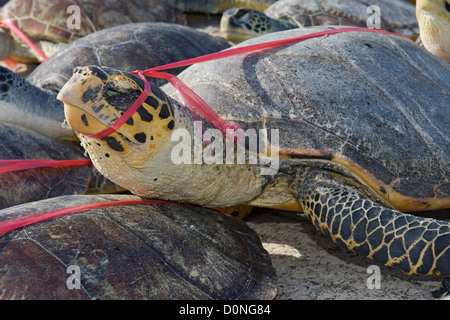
58, 66, 177, 167
0, 28, 11, 61
220, 7, 272, 42
58, 65, 263, 205
416, 0, 450, 62
417, 0, 450, 12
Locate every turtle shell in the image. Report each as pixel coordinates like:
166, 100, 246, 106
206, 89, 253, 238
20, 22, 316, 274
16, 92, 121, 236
27, 22, 230, 92
0, 0, 185, 48
0, 194, 277, 299
264, 0, 419, 38
0, 121, 91, 209
163, 26, 450, 212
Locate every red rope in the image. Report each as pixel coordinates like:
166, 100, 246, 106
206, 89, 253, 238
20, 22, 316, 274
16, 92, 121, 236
0, 19, 48, 61
0, 159, 91, 174
0, 199, 177, 234
89, 27, 408, 139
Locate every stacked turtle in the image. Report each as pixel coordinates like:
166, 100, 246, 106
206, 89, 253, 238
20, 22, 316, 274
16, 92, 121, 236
0, 0, 186, 63
220, 0, 420, 42
219, 0, 450, 63
57, 25, 449, 296
0, 0, 277, 67
0, 194, 276, 299
0, 16, 279, 299
1, 0, 449, 300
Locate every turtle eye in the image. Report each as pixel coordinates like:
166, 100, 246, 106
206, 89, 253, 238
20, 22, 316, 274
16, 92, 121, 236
103, 85, 140, 111
235, 9, 251, 22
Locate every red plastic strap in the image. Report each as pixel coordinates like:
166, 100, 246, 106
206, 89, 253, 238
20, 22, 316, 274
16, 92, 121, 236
0, 159, 91, 174
147, 28, 408, 72
0, 19, 48, 61
0, 199, 176, 235
134, 70, 242, 134
1, 58, 18, 69
88, 27, 408, 139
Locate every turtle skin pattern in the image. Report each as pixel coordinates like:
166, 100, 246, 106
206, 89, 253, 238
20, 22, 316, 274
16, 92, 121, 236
298, 169, 450, 276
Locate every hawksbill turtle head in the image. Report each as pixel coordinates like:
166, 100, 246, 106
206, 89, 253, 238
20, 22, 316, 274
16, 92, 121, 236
57, 65, 264, 206
220, 7, 273, 42
58, 66, 177, 165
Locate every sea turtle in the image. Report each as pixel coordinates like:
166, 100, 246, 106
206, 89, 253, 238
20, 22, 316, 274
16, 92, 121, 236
0, 23, 230, 140
0, 194, 276, 299
0, 0, 186, 63
416, 0, 450, 63
220, 0, 419, 42
58, 26, 450, 278
161, 0, 277, 14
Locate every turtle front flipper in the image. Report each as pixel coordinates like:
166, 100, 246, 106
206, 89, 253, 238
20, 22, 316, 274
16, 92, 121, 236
295, 168, 450, 277
0, 66, 76, 140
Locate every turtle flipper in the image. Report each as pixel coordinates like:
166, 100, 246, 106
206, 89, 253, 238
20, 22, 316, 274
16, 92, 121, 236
296, 169, 450, 276
0, 66, 76, 140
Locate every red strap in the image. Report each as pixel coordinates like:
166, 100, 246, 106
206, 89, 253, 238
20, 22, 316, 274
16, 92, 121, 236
91, 27, 408, 138
147, 27, 408, 72
0, 159, 92, 174
0, 199, 176, 234
0, 19, 48, 61
134, 70, 242, 134
1, 58, 18, 69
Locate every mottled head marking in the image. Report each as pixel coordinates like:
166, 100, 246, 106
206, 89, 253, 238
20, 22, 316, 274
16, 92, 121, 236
58, 66, 176, 167
220, 7, 272, 42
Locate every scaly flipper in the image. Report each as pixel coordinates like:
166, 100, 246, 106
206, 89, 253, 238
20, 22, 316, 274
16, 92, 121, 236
296, 168, 450, 276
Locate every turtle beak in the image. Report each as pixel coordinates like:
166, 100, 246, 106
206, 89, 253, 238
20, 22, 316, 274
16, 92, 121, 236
57, 68, 110, 136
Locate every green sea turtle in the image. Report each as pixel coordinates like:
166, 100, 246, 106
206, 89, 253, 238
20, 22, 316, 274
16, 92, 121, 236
0, 194, 276, 299
416, 0, 450, 63
0, 23, 229, 141
0, 0, 186, 63
220, 0, 419, 42
58, 26, 450, 278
